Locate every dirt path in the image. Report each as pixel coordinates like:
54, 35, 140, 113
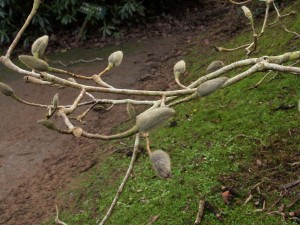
0, 34, 192, 225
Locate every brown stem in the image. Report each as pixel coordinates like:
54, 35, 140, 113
6, 0, 41, 58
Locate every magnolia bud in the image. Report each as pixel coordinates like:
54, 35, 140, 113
136, 107, 175, 133
108, 51, 123, 68
19, 55, 49, 71
37, 119, 59, 131
173, 60, 186, 77
52, 93, 59, 108
206, 61, 225, 74
0, 82, 14, 96
127, 102, 136, 120
242, 6, 253, 22
197, 77, 228, 97
150, 150, 171, 179
31, 35, 49, 58
72, 127, 83, 138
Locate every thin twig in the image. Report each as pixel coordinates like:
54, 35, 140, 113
224, 134, 266, 147
279, 180, 300, 190
55, 204, 68, 225
228, 0, 252, 5
194, 199, 205, 225
51, 57, 104, 67
6, 0, 40, 58
267, 191, 287, 213
205, 201, 223, 221
249, 71, 272, 89
99, 133, 140, 225
282, 26, 300, 38
147, 215, 160, 225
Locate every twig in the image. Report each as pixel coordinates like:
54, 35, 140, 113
51, 57, 104, 67
228, 0, 252, 5
205, 201, 223, 221
6, 0, 40, 58
260, 2, 270, 36
267, 191, 287, 213
55, 204, 68, 225
194, 199, 205, 225
98, 133, 140, 225
289, 161, 300, 167
224, 134, 266, 147
282, 26, 300, 39
213, 44, 250, 53
270, 2, 296, 26
287, 197, 299, 209
279, 180, 300, 190
146, 135, 152, 156
244, 193, 254, 205
63, 89, 86, 115
50, 67, 93, 80
147, 215, 160, 225
40, 72, 198, 97
249, 71, 272, 89
244, 180, 265, 205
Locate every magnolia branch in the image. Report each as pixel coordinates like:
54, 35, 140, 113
99, 133, 140, 225
6, 0, 40, 58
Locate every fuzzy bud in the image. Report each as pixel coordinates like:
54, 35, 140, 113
126, 102, 136, 120
37, 119, 59, 132
0, 82, 14, 96
31, 35, 49, 58
206, 61, 225, 74
136, 107, 175, 133
242, 6, 253, 22
72, 127, 83, 138
108, 51, 123, 68
150, 150, 171, 179
173, 60, 186, 78
52, 93, 59, 108
19, 55, 49, 71
197, 77, 228, 97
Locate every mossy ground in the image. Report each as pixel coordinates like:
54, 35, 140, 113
44, 3, 300, 225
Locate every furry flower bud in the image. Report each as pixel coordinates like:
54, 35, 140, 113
52, 93, 59, 108
31, 35, 49, 58
197, 77, 228, 97
108, 51, 123, 68
173, 60, 186, 77
19, 55, 49, 71
136, 107, 175, 133
150, 150, 171, 179
206, 61, 225, 74
242, 6, 253, 22
127, 102, 136, 120
0, 82, 14, 96
37, 119, 59, 132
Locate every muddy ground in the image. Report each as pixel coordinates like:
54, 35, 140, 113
0, 3, 246, 225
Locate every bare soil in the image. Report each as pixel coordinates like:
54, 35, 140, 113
0, 3, 245, 225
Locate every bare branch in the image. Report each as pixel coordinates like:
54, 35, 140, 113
6, 0, 41, 58
55, 204, 68, 225
194, 199, 205, 225
51, 57, 103, 67
98, 133, 140, 225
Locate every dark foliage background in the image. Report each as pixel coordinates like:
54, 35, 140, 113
0, 0, 204, 46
